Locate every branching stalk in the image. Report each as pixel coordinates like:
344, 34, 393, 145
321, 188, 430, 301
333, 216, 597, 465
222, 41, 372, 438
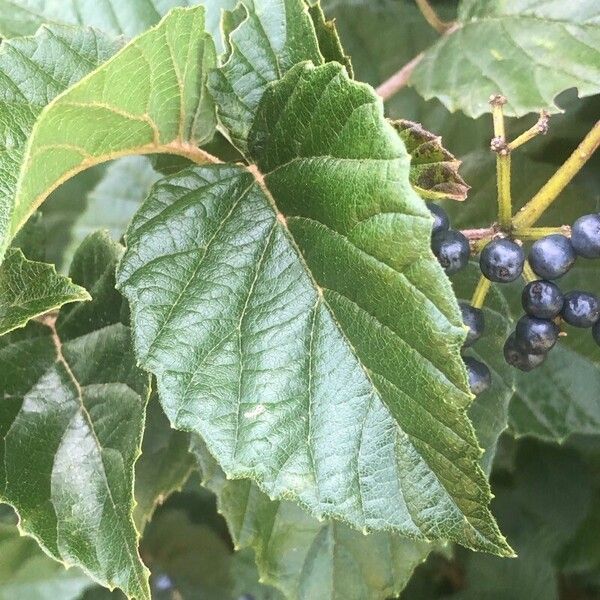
471, 275, 491, 309
513, 121, 600, 229
461, 227, 496, 241
514, 226, 571, 241
415, 0, 454, 34
489, 95, 512, 230
508, 112, 549, 151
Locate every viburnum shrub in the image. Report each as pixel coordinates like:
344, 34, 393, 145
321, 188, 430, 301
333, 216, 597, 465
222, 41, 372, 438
0, 1, 598, 599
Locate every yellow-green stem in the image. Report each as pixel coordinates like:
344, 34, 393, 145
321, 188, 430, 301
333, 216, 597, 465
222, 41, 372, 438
508, 112, 549, 151
472, 236, 493, 254
471, 275, 492, 309
490, 97, 512, 229
513, 121, 600, 229
522, 261, 538, 283
497, 154, 512, 228
514, 226, 571, 241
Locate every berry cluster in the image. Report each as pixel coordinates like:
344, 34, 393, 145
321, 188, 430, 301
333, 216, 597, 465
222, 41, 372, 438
429, 204, 600, 395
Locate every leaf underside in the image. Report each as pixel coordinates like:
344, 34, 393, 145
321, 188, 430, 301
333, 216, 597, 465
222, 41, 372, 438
193, 436, 433, 600
411, 0, 600, 117
3, 6, 216, 260
392, 119, 469, 202
0, 24, 122, 261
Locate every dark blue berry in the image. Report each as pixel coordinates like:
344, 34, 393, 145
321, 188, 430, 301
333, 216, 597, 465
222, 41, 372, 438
459, 302, 484, 347
431, 229, 470, 275
561, 291, 600, 328
515, 315, 559, 354
593, 320, 600, 346
463, 356, 491, 395
479, 239, 525, 283
521, 280, 564, 319
426, 202, 450, 237
503, 333, 547, 372
528, 234, 575, 279
571, 214, 600, 258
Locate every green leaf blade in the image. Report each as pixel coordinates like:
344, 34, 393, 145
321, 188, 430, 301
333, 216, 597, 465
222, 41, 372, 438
0, 233, 151, 599
208, 0, 323, 154
0, 25, 123, 262
133, 395, 195, 532
193, 436, 432, 600
0, 514, 92, 600
4, 7, 216, 260
412, 1, 600, 117
119, 62, 511, 556
0, 248, 89, 336
0, 0, 201, 38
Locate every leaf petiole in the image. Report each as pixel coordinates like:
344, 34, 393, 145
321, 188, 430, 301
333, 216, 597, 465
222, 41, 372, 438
414, 0, 454, 34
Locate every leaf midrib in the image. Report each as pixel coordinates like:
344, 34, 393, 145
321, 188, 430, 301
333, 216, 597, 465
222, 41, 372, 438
248, 166, 492, 529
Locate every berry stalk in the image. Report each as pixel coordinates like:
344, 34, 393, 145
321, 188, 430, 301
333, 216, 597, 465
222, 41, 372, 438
513, 120, 600, 229
521, 261, 537, 283
471, 275, 492, 309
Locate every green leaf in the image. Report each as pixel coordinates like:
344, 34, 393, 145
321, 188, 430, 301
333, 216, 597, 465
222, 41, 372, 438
561, 491, 600, 576
140, 496, 282, 600
0, 248, 89, 337
198, 0, 239, 53
321, 0, 443, 89
36, 167, 109, 271
69, 157, 162, 255
0, 0, 203, 38
306, 1, 353, 77
0, 25, 123, 263
509, 343, 600, 442
0, 232, 151, 599
118, 61, 510, 555
392, 119, 469, 202
2, 7, 216, 260
133, 394, 195, 532
208, 0, 324, 154
0, 513, 92, 600
230, 549, 285, 600
193, 436, 433, 600
411, 0, 600, 117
